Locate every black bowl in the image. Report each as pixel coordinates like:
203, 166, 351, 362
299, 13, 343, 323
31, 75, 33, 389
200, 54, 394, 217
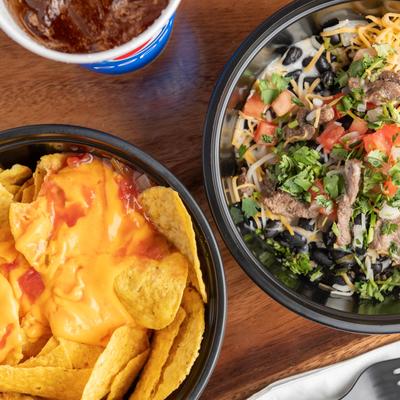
0, 124, 226, 399
203, 0, 400, 333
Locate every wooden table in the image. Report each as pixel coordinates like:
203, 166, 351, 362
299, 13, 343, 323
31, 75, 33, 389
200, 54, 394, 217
1, 1, 400, 399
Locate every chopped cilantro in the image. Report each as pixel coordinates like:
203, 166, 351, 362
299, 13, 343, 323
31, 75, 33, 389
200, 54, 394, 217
323, 172, 344, 199
310, 269, 323, 282
336, 70, 349, 88
348, 59, 365, 78
366, 149, 387, 168
389, 242, 400, 258
292, 97, 304, 107
363, 169, 385, 194
315, 195, 333, 212
283, 252, 314, 276
373, 44, 395, 58
288, 120, 299, 129
355, 280, 384, 302
378, 269, 400, 292
331, 145, 349, 160
381, 221, 398, 236
238, 144, 248, 161
230, 206, 244, 224
262, 135, 273, 143
389, 163, 400, 186
281, 168, 314, 195
241, 198, 260, 219
291, 146, 321, 166
331, 222, 340, 237
258, 73, 290, 104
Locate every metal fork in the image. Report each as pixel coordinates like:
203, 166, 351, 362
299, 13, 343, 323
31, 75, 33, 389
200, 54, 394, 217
340, 358, 400, 400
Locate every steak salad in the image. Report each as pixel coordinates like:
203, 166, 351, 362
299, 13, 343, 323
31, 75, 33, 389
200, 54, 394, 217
230, 13, 400, 302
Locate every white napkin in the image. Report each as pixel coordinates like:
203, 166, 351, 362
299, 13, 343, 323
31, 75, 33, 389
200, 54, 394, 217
248, 340, 400, 400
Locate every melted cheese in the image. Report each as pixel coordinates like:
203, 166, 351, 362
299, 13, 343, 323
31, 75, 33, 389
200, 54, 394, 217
8, 157, 171, 347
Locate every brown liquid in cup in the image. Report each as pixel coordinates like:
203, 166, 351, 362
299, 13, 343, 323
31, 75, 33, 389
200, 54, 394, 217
7, 0, 169, 53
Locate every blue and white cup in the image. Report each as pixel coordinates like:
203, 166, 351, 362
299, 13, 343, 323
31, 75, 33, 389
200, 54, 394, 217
0, 0, 181, 74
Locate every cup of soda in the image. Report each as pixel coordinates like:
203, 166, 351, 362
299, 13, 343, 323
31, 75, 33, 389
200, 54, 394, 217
0, 0, 181, 74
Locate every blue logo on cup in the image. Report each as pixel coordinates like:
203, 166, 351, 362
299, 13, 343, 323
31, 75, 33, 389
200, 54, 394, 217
83, 16, 175, 75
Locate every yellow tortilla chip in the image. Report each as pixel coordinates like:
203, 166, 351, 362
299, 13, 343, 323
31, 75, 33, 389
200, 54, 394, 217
14, 179, 34, 204
19, 344, 71, 368
152, 288, 205, 400
33, 154, 67, 199
130, 308, 186, 400
36, 337, 58, 356
0, 184, 13, 227
0, 366, 91, 400
0, 165, 32, 187
139, 187, 207, 303
114, 253, 188, 330
107, 350, 149, 400
58, 338, 103, 369
0, 393, 37, 399
81, 325, 148, 400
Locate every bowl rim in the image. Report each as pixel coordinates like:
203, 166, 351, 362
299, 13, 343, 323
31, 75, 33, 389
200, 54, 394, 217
0, 123, 227, 399
203, 0, 400, 334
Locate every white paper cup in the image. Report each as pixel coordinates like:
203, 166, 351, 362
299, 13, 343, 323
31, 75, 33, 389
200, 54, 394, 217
0, 0, 181, 74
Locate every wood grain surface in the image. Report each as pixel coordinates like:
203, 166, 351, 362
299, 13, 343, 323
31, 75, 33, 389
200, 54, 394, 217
1, 1, 400, 399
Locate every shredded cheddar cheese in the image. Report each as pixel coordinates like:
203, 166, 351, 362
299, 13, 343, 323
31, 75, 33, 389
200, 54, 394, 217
304, 45, 324, 73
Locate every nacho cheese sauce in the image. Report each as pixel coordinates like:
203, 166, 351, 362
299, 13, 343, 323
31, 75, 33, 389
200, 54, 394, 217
0, 154, 172, 359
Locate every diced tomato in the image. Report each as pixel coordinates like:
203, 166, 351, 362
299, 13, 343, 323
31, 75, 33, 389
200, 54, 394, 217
317, 122, 345, 153
243, 91, 267, 119
18, 268, 44, 304
308, 179, 325, 202
363, 124, 400, 155
1, 260, 18, 277
366, 102, 376, 111
333, 105, 345, 120
254, 121, 277, 144
271, 90, 295, 117
384, 179, 398, 198
349, 118, 368, 135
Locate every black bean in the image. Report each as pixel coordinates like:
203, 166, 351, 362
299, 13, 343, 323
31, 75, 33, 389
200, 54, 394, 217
372, 263, 382, 275
276, 231, 307, 249
304, 77, 323, 93
321, 18, 339, 29
285, 69, 302, 81
264, 220, 283, 238
330, 249, 350, 261
298, 218, 315, 232
310, 248, 334, 268
302, 56, 313, 68
315, 35, 324, 44
283, 46, 303, 66
321, 70, 335, 89
323, 228, 336, 248
355, 247, 367, 256
330, 34, 341, 46
316, 53, 332, 73
337, 115, 353, 130
333, 275, 346, 285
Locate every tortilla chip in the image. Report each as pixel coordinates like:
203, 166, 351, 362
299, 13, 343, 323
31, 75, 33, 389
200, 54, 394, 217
20, 333, 52, 362
58, 338, 103, 369
81, 325, 148, 400
36, 337, 58, 356
19, 344, 71, 368
33, 154, 67, 199
130, 308, 186, 400
139, 187, 207, 303
14, 179, 34, 204
0, 165, 32, 187
152, 288, 205, 400
0, 393, 37, 399
107, 350, 149, 400
0, 366, 91, 400
114, 253, 188, 330
0, 184, 13, 227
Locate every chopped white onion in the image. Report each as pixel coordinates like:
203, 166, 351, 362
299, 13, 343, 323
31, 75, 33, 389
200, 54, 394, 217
391, 146, 400, 161
361, 213, 366, 231
367, 107, 383, 122
382, 258, 392, 271
313, 98, 323, 107
331, 290, 354, 297
365, 256, 374, 281
306, 110, 316, 123
353, 224, 364, 248
357, 103, 367, 112
315, 144, 323, 152
379, 203, 400, 220
332, 283, 352, 292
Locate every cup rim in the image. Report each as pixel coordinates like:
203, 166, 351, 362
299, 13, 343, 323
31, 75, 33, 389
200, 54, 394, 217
0, 0, 181, 64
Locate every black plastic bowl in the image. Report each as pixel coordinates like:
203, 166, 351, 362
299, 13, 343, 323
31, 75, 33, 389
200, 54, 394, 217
204, 0, 400, 333
0, 124, 226, 399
